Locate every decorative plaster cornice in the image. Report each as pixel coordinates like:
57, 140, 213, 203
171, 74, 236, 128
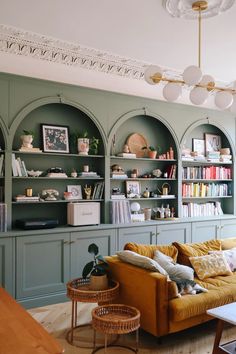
0, 24, 184, 83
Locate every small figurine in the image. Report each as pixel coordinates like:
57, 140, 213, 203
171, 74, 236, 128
71, 168, 77, 178
122, 144, 130, 153
84, 184, 92, 199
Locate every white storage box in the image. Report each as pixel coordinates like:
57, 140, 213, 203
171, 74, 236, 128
67, 202, 100, 226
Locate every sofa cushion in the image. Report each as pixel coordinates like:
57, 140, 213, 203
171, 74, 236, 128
209, 248, 236, 272
173, 239, 221, 267
189, 253, 232, 280
169, 274, 236, 322
116, 250, 168, 276
221, 238, 236, 250
153, 250, 194, 280
124, 242, 178, 261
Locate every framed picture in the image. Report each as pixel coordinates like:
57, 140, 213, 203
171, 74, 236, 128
67, 185, 82, 199
205, 133, 221, 153
41, 124, 70, 153
192, 138, 205, 156
125, 180, 140, 197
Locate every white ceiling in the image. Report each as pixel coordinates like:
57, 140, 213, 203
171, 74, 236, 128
0, 0, 236, 107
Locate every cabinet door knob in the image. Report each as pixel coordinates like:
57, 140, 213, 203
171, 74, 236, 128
151, 232, 156, 237
63, 241, 69, 244
69, 241, 75, 244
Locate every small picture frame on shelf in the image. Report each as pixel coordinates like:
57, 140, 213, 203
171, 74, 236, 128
192, 138, 205, 156
205, 133, 221, 153
126, 180, 140, 198
41, 124, 70, 153
67, 185, 82, 199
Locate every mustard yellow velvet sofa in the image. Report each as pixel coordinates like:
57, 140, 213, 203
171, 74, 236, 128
106, 238, 236, 338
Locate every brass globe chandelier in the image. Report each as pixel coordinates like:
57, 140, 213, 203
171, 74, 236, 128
144, 0, 236, 111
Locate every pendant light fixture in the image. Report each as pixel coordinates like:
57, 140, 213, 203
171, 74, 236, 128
144, 0, 236, 111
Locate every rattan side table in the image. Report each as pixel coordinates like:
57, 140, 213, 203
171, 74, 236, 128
92, 304, 140, 353
66, 277, 119, 348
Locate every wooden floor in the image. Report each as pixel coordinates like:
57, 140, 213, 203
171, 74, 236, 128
28, 301, 236, 354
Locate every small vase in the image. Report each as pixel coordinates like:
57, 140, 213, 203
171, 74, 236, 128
89, 274, 108, 291
77, 138, 89, 155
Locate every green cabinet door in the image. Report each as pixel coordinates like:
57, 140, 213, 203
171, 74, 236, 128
70, 228, 116, 279
191, 221, 220, 243
16, 233, 70, 301
117, 226, 156, 250
220, 218, 236, 239
157, 223, 191, 245
0, 237, 14, 295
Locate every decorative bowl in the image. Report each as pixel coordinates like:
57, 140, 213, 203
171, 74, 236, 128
27, 170, 43, 177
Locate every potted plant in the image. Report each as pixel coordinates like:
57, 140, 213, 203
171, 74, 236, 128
77, 131, 89, 155
89, 137, 99, 155
20, 129, 34, 149
142, 145, 157, 159
82, 243, 109, 290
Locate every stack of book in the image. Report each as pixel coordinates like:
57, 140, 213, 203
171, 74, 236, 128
46, 172, 68, 178
206, 151, 220, 162
0, 203, 7, 232
19, 147, 42, 152
110, 200, 131, 224
14, 195, 40, 202
163, 164, 177, 179
111, 193, 126, 200
12, 154, 28, 177
111, 171, 128, 179
220, 154, 232, 163
117, 153, 136, 158
182, 201, 223, 217
78, 171, 100, 178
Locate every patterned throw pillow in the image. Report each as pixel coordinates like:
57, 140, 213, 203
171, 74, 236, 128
209, 248, 236, 272
116, 250, 168, 276
189, 253, 233, 280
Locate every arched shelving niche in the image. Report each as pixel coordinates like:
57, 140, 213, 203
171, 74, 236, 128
0, 121, 6, 206
180, 120, 235, 218
11, 102, 105, 227
109, 113, 179, 220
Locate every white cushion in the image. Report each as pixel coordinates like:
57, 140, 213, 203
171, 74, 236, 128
116, 250, 168, 276
209, 247, 236, 272
153, 250, 194, 280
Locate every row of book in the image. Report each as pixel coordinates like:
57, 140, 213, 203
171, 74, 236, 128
0, 154, 4, 177
182, 166, 231, 180
92, 181, 104, 199
182, 182, 230, 198
182, 201, 223, 217
164, 164, 177, 179
12, 153, 28, 177
110, 200, 131, 224
0, 203, 7, 231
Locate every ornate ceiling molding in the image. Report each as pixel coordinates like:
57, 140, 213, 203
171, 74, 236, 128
0, 24, 185, 83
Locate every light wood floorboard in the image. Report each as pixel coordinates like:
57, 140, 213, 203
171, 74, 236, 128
28, 301, 236, 354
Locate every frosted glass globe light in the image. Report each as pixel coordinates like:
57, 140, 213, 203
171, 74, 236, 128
200, 75, 215, 91
190, 87, 209, 105
163, 83, 182, 102
144, 65, 163, 85
230, 95, 236, 113
130, 202, 141, 213
215, 91, 233, 110
183, 65, 202, 85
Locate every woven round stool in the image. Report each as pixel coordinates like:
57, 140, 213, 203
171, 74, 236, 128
66, 278, 119, 348
92, 304, 140, 353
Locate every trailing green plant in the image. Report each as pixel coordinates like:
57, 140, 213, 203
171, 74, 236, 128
22, 129, 34, 137
89, 137, 99, 155
142, 145, 156, 152
82, 243, 108, 278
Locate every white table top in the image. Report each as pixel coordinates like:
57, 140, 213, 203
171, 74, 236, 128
207, 302, 236, 325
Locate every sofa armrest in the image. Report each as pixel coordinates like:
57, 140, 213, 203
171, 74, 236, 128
106, 255, 169, 337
